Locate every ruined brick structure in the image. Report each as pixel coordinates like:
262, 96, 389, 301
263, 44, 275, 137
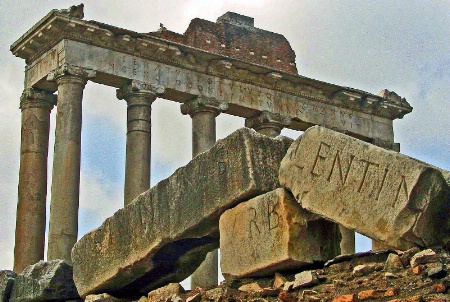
150, 12, 297, 74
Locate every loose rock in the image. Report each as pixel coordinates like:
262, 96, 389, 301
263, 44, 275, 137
283, 281, 294, 292
385, 272, 400, 279
353, 264, 376, 277
399, 247, 421, 267
147, 283, 184, 302
84, 293, 129, 302
292, 271, 319, 289
273, 272, 287, 288
412, 266, 422, 275
332, 294, 355, 302
357, 289, 385, 300
186, 293, 201, 302
427, 263, 446, 279
410, 249, 439, 267
238, 283, 262, 292
384, 253, 405, 272
204, 287, 224, 301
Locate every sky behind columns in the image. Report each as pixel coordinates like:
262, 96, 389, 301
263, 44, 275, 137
0, 0, 449, 274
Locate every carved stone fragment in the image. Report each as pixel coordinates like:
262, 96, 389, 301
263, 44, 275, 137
0, 270, 17, 302
220, 188, 340, 278
72, 128, 293, 298
9, 260, 79, 302
279, 126, 450, 250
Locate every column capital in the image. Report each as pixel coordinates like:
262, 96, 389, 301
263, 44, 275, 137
180, 97, 228, 117
47, 63, 96, 84
245, 110, 291, 133
20, 88, 57, 111
117, 80, 165, 104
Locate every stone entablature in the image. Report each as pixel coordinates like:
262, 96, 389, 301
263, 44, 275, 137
10, 5, 412, 130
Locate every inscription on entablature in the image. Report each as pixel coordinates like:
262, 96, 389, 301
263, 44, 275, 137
26, 47, 59, 87
24, 40, 393, 141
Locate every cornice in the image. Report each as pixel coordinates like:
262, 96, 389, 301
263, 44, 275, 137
10, 7, 413, 121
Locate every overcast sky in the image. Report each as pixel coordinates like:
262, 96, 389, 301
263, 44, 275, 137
0, 0, 449, 283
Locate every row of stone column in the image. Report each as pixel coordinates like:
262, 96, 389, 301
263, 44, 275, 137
14, 64, 95, 272
13, 66, 293, 274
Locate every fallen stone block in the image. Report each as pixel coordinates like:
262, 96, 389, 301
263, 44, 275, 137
72, 128, 292, 298
9, 260, 79, 302
279, 126, 450, 250
220, 188, 340, 278
0, 270, 17, 302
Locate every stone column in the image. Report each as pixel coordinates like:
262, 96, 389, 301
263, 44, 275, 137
245, 111, 291, 138
46, 64, 95, 264
117, 81, 165, 206
181, 97, 228, 288
339, 226, 355, 255
14, 88, 56, 273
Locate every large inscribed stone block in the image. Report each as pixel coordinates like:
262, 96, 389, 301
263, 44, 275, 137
220, 188, 340, 278
72, 128, 292, 298
279, 126, 450, 250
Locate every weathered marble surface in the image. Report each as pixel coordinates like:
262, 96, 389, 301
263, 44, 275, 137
0, 270, 17, 302
22, 37, 399, 143
220, 188, 340, 278
15, 88, 55, 273
72, 128, 292, 298
9, 260, 79, 302
279, 126, 450, 250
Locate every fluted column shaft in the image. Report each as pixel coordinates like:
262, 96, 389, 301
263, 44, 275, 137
118, 81, 164, 206
47, 64, 95, 264
181, 97, 228, 288
14, 89, 56, 273
245, 110, 290, 138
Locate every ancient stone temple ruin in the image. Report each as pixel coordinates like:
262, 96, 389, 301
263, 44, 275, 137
3, 4, 449, 302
